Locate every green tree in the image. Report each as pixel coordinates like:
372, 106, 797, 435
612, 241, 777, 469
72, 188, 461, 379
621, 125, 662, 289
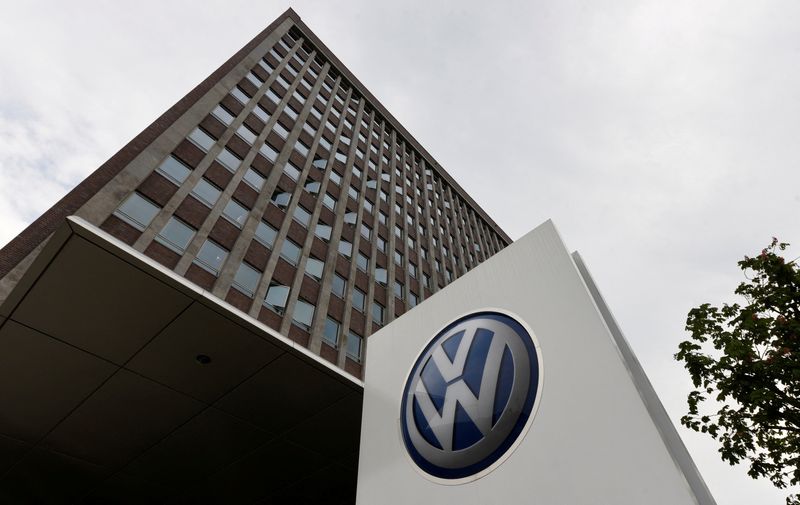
676, 238, 800, 504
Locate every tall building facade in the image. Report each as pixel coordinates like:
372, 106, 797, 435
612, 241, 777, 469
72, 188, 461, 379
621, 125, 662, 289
0, 9, 510, 379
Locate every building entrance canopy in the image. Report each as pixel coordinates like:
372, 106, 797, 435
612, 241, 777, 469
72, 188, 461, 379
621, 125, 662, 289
0, 217, 362, 504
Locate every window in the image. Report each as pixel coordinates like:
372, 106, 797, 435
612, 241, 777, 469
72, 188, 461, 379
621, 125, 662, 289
409, 262, 417, 278
329, 171, 342, 185
376, 236, 386, 253
246, 71, 263, 87
305, 181, 321, 194
445, 268, 453, 283
271, 191, 291, 208
364, 199, 374, 213
409, 292, 419, 308
378, 211, 388, 225
305, 257, 324, 281
394, 280, 404, 299
231, 87, 250, 104
233, 262, 261, 297
352, 287, 366, 312
260, 142, 279, 162
192, 179, 221, 207
264, 283, 289, 314
344, 212, 357, 225
285, 105, 298, 120
322, 193, 336, 210
372, 301, 385, 324
421, 247, 428, 259
266, 89, 281, 104
216, 148, 241, 172
188, 128, 215, 152
280, 239, 301, 265
223, 200, 249, 228
346, 331, 363, 362
273, 122, 290, 139
312, 158, 327, 170
360, 223, 371, 240
283, 162, 301, 181
236, 125, 257, 145
243, 168, 266, 191
254, 221, 277, 248
194, 240, 228, 275
253, 104, 270, 122
156, 155, 191, 185
338, 240, 352, 257
394, 250, 403, 266
335, 151, 347, 163
294, 140, 309, 157
315, 223, 332, 241
292, 299, 315, 331
155, 217, 195, 254
323, 317, 340, 347
211, 104, 235, 125
375, 267, 388, 285
356, 252, 369, 272
114, 192, 159, 230
332, 273, 347, 298
348, 186, 359, 200
394, 225, 402, 239
293, 205, 311, 227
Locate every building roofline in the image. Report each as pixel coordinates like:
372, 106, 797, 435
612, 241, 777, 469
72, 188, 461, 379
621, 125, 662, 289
0, 7, 510, 280
285, 10, 512, 245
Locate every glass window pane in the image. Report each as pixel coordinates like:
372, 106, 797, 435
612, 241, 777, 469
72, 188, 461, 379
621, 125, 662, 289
264, 283, 289, 313
338, 240, 352, 257
254, 221, 277, 248
280, 239, 301, 265
194, 240, 228, 275
260, 142, 279, 162
156, 155, 191, 185
346, 331, 362, 361
332, 274, 346, 298
192, 179, 221, 207
114, 192, 160, 231
156, 217, 195, 253
372, 302, 384, 324
314, 224, 332, 241
216, 148, 242, 172
233, 262, 261, 296
283, 162, 301, 181
323, 317, 339, 347
323, 193, 336, 210
305, 257, 324, 280
223, 200, 249, 228
292, 299, 315, 331
189, 128, 215, 152
231, 87, 250, 104
212, 104, 235, 125
293, 205, 311, 226
375, 268, 388, 285
352, 287, 365, 311
236, 125, 257, 145
356, 252, 369, 272
253, 104, 270, 122
243, 168, 265, 190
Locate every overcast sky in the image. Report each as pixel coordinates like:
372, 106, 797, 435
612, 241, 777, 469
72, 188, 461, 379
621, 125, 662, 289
2, 1, 799, 502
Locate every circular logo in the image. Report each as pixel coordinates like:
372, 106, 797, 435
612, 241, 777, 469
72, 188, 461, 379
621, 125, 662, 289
400, 310, 542, 482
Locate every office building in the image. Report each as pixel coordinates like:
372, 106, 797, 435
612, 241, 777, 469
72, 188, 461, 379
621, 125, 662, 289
0, 9, 509, 380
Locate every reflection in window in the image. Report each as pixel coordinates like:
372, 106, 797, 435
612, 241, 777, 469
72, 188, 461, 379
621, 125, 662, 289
233, 262, 261, 297
156, 217, 195, 254
194, 240, 228, 276
264, 283, 290, 314
114, 192, 160, 231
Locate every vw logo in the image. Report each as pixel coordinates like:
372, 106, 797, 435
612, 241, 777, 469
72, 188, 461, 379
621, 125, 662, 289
400, 310, 542, 482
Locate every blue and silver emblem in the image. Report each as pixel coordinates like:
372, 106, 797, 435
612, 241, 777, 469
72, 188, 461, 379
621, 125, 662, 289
400, 311, 542, 481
